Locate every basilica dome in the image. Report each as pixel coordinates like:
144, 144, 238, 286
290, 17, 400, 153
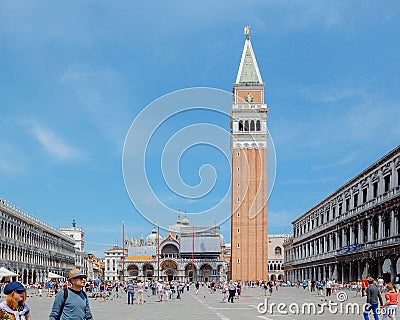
146, 227, 162, 245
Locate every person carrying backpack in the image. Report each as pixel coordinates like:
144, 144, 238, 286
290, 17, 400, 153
49, 269, 93, 320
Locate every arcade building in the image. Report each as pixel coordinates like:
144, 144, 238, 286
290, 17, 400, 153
284, 146, 400, 284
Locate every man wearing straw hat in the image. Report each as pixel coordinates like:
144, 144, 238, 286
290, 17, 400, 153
49, 268, 93, 320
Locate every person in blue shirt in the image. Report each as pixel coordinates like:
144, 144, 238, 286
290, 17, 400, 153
49, 269, 93, 320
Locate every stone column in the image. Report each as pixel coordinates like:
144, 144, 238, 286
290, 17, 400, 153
341, 263, 345, 284
349, 225, 353, 245
377, 258, 382, 278
378, 215, 383, 239
349, 262, 353, 282
332, 264, 338, 281
390, 210, 396, 237
335, 231, 339, 249
305, 242, 309, 258
342, 228, 347, 247
320, 237, 323, 254
367, 219, 371, 242
360, 221, 364, 244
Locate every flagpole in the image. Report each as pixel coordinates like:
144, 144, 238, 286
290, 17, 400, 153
157, 223, 160, 280
192, 223, 195, 279
122, 219, 125, 281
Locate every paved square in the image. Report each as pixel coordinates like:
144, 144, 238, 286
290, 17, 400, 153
21, 286, 392, 320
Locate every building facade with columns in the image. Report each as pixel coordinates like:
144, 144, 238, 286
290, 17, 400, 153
284, 146, 400, 284
0, 198, 76, 284
268, 234, 287, 281
104, 246, 124, 281
116, 216, 228, 283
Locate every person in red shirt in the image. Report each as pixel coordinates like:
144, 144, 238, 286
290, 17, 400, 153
362, 277, 369, 297
381, 283, 398, 320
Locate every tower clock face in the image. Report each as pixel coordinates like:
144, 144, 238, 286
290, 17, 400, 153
245, 92, 254, 103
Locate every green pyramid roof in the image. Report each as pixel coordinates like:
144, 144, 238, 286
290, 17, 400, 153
236, 37, 263, 84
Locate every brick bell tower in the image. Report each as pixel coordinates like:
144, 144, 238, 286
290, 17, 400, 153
230, 27, 268, 281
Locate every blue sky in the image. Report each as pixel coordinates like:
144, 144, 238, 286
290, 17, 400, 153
1, 1, 399, 257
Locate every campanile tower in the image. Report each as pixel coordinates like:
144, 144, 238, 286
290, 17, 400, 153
230, 27, 268, 281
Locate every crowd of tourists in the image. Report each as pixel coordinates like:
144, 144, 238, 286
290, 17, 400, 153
1, 270, 399, 319
293, 276, 399, 319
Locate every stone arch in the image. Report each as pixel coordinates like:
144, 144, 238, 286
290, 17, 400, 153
127, 264, 139, 277
256, 120, 261, 131
250, 120, 255, 131
382, 258, 391, 283
275, 246, 282, 255
161, 260, 178, 282
161, 260, 178, 270
161, 243, 179, 257
199, 264, 212, 282
142, 264, 154, 279
270, 274, 276, 281
185, 264, 196, 281
23, 269, 28, 284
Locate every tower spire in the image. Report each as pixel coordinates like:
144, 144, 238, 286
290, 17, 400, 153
236, 27, 263, 85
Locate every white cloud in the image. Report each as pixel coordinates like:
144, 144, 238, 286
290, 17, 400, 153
311, 155, 353, 171
279, 177, 337, 185
60, 69, 116, 83
32, 125, 80, 160
299, 86, 367, 104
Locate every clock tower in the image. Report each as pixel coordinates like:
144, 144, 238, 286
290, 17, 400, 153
230, 28, 268, 281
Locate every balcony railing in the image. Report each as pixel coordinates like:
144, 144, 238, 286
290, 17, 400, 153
233, 104, 267, 110
286, 235, 400, 265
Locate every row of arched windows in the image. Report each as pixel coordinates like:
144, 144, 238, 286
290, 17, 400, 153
0, 243, 74, 268
1, 214, 75, 254
238, 120, 261, 132
268, 263, 282, 271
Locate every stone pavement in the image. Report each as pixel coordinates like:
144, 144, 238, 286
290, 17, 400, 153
20, 286, 390, 319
